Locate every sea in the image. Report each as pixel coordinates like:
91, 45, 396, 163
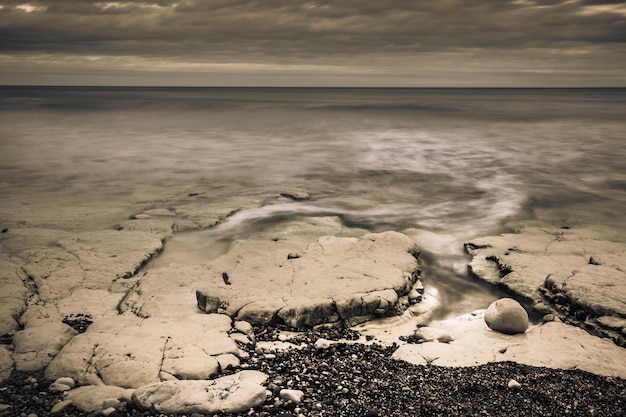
1, 87, 625, 316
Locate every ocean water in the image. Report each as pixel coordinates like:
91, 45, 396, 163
1, 87, 625, 316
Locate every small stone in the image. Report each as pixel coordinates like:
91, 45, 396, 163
364, 410, 379, 417
50, 399, 74, 415
27, 413, 38, 417
279, 389, 305, 403
314, 338, 332, 350
508, 379, 522, 389
48, 382, 72, 392
0, 404, 11, 412
484, 298, 529, 335
102, 407, 118, 416
54, 377, 76, 389
102, 398, 122, 409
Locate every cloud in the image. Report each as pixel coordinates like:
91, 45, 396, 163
0, 0, 624, 85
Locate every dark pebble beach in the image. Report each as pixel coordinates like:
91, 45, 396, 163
1, 329, 624, 417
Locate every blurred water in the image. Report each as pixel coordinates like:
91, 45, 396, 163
1, 87, 624, 316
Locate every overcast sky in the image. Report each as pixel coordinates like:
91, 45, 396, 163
0, 0, 625, 86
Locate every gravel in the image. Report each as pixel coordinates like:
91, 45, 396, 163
1, 328, 624, 417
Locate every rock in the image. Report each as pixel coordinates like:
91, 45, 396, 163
132, 372, 267, 414
466, 227, 626, 345
0, 345, 13, 384
391, 310, 626, 378
0, 254, 31, 335
46, 313, 239, 388
279, 191, 310, 201
54, 376, 76, 388
48, 382, 72, 392
279, 389, 305, 403
314, 338, 332, 350
13, 320, 77, 371
50, 399, 74, 415
484, 298, 529, 335
194, 232, 420, 329
414, 326, 454, 343
508, 379, 521, 389
65, 385, 128, 413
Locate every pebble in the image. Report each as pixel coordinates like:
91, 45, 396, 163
102, 407, 118, 416
54, 377, 75, 388
50, 399, 74, 415
48, 382, 72, 393
0, 404, 11, 411
279, 389, 305, 403
314, 338, 332, 349
508, 379, 522, 389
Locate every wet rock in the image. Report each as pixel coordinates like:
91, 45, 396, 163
484, 298, 529, 335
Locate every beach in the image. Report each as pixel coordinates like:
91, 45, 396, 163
0, 87, 625, 415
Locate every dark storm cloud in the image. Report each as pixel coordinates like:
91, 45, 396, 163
1, 0, 624, 58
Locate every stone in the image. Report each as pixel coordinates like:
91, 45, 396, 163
132, 372, 267, 414
50, 399, 74, 415
54, 376, 76, 388
466, 227, 626, 345
0, 345, 13, 384
279, 389, 305, 403
48, 382, 72, 392
391, 310, 626, 378
484, 298, 529, 335
65, 385, 128, 413
194, 232, 420, 329
46, 313, 239, 388
314, 338, 332, 350
414, 326, 454, 343
508, 379, 521, 389
13, 320, 77, 371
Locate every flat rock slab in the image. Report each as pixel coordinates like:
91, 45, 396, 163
465, 227, 626, 345
192, 231, 421, 328
20, 229, 164, 301
392, 310, 626, 378
45, 312, 249, 388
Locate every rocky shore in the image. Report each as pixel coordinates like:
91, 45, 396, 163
1, 191, 625, 416
1, 330, 625, 417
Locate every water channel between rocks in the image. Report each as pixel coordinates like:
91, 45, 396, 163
144, 199, 507, 333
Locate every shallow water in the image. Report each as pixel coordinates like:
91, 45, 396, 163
1, 87, 624, 317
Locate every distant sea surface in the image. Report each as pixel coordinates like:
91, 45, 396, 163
1, 87, 624, 311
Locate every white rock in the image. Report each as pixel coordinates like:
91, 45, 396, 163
414, 326, 454, 343
48, 382, 72, 392
132, 374, 267, 414
279, 389, 305, 403
65, 385, 128, 413
508, 379, 521, 389
50, 399, 73, 415
54, 377, 75, 388
484, 298, 529, 335
314, 338, 332, 350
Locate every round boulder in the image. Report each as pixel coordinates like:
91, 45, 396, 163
484, 298, 529, 335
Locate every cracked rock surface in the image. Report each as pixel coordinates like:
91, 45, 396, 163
193, 231, 422, 328
465, 227, 626, 346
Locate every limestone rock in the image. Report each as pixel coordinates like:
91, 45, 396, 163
0, 254, 31, 335
391, 310, 626, 378
132, 372, 267, 414
13, 320, 77, 371
20, 230, 163, 301
45, 312, 239, 388
414, 326, 454, 343
465, 227, 626, 345
0, 345, 13, 383
484, 298, 529, 335
64, 385, 128, 413
194, 231, 420, 329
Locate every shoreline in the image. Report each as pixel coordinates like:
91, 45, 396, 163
1, 192, 625, 415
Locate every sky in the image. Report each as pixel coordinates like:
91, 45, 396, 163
0, 0, 625, 87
